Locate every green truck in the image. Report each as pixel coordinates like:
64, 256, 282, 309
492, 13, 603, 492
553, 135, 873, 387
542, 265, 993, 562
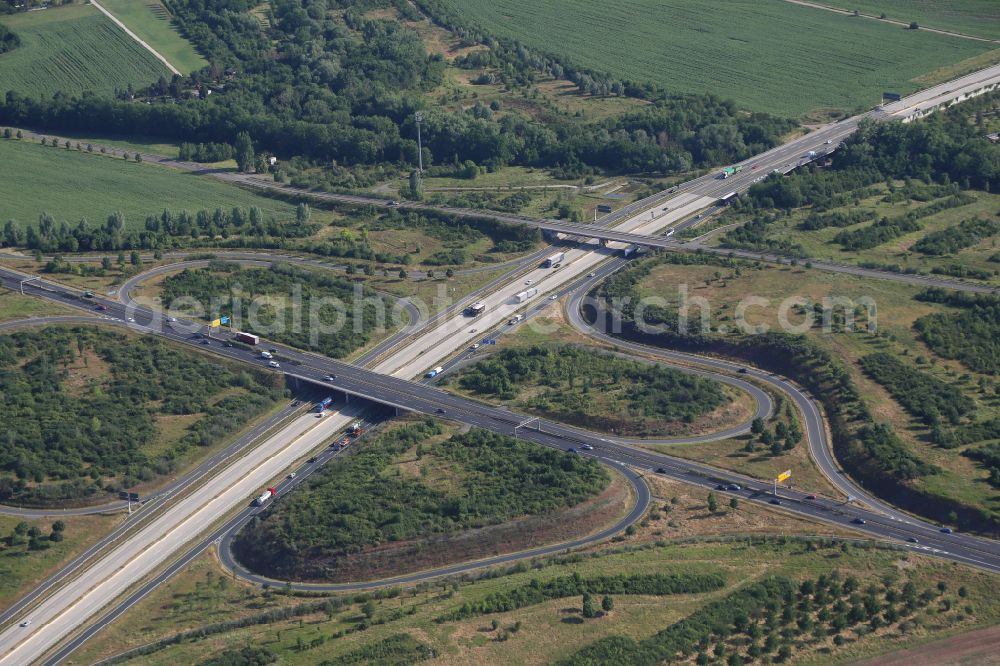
720, 165, 743, 179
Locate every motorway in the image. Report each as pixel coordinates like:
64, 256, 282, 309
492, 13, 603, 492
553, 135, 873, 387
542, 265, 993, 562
115, 256, 773, 445
5, 257, 1000, 666
13, 64, 1000, 301
2, 66, 1000, 663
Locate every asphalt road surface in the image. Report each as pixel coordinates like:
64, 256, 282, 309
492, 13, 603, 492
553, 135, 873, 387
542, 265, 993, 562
13, 63, 1000, 300
3, 68, 1000, 663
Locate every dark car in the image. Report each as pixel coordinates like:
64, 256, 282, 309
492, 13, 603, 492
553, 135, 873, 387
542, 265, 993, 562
224, 342, 233, 347
656, 467, 667, 474
738, 368, 748, 374
769, 498, 781, 505
940, 527, 954, 534
727, 484, 742, 491
436, 408, 446, 414
907, 537, 919, 543
307, 457, 317, 464
567, 447, 578, 453
716, 484, 726, 490
805, 494, 816, 500
95, 304, 108, 311
852, 518, 866, 525
268, 348, 278, 354
201, 339, 210, 345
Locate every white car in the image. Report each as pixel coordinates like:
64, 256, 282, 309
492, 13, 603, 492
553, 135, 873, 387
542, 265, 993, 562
288, 472, 297, 479
469, 328, 477, 333
470, 343, 480, 350
167, 316, 176, 322
323, 375, 335, 381
581, 444, 594, 451
127, 317, 135, 322
524, 279, 533, 285
588, 272, 596, 278
268, 360, 280, 368
550, 294, 558, 300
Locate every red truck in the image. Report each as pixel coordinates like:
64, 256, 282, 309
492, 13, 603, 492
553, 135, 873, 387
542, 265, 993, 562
253, 487, 277, 506
235, 331, 259, 345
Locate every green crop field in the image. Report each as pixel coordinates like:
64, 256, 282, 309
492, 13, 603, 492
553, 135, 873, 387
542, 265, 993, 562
0, 5, 169, 97
0, 139, 295, 230
438, 0, 995, 117
99, 0, 207, 74
815, 0, 1000, 41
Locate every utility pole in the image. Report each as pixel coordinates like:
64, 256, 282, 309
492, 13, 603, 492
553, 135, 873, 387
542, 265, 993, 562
415, 111, 424, 173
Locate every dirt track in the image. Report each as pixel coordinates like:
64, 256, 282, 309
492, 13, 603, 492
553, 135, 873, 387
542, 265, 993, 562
851, 624, 1000, 666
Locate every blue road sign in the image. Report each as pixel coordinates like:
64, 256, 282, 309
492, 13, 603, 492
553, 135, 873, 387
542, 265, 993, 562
220, 315, 231, 325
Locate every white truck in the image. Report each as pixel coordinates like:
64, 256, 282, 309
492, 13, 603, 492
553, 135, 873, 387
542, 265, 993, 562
253, 487, 276, 506
425, 366, 444, 378
260, 351, 273, 359
542, 252, 565, 268
515, 287, 538, 303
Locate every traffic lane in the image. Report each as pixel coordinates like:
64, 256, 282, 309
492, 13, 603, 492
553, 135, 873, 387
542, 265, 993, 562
0, 272, 941, 530
0, 273, 967, 530
0, 409, 342, 665
564, 266, 914, 516
8, 270, 1000, 567
564, 324, 997, 555
0, 399, 304, 632
578, 440, 1000, 574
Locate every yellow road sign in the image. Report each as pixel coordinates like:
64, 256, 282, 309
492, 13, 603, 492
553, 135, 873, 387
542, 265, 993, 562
776, 470, 792, 483
210, 318, 221, 328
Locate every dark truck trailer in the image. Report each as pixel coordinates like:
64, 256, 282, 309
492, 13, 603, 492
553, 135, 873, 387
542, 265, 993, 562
234, 331, 259, 345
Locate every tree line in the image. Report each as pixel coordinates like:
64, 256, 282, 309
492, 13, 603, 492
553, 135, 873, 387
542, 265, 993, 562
437, 571, 726, 622
860, 352, 975, 426
0, 23, 17, 54
831, 193, 976, 251
557, 569, 954, 665
1, 205, 317, 254
913, 216, 1000, 255
0, 0, 794, 178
